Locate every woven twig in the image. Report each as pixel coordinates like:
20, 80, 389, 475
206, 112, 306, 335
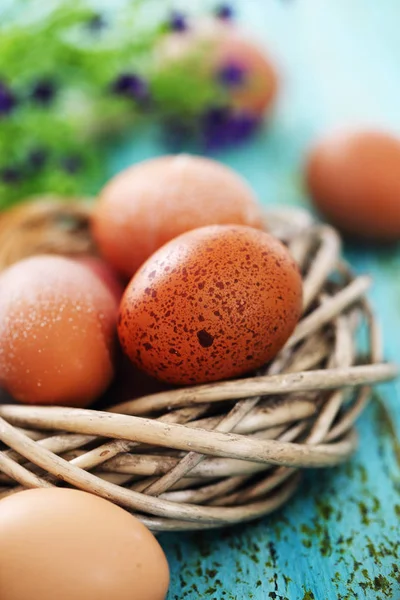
0, 196, 94, 270
0, 204, 396, 531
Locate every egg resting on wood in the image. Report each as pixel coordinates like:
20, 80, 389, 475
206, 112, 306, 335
306, 129, 400, 241
91, 154, 263, 278
118, 225, 302, 385
0, 255, 117, 407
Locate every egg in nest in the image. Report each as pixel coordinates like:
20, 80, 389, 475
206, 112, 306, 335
91, 154, 263, 277
0, 255, 117, 406
118, 225, 302, 385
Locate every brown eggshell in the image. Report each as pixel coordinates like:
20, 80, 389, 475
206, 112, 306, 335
0, 488, 169, 600
306, 129, 400, 241
118, 225, 302, 385
0, 255, 117, 407
91, 154, 263, 277
160, 19, 278, 118
76, 256, 124, 302
214, 29, 278, 117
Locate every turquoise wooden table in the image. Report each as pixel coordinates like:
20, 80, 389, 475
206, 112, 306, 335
107, 2, 400, 598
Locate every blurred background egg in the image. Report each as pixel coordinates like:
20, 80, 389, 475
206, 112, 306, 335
305, 129, 400, 241
118, 224, 302, 385
0, 255, 117, 407
213, 29, 278, 118
92, 154, 263, 277
160, 16, 278, 120
0, 488, 169, 600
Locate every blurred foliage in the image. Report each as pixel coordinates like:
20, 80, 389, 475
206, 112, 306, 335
0, 0, 229, 208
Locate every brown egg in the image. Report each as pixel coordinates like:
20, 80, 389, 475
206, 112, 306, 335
75, 256, 124, 303
306, 129, 400, 241
91, 154, 263, 278
0, 488, 169, 600
118, 225, 302, 385
160, 19, 278, 118
0, 255, 117, 406
213, 28, 278, 117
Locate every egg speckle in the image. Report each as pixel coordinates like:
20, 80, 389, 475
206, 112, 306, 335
0, 488, 169, 600
92, 154, 263, 277
306, 128, 400, 241
118, 225, 302, 385
0, 255, 117, 406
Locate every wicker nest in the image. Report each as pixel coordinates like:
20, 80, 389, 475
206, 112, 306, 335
0, 199, 397, 532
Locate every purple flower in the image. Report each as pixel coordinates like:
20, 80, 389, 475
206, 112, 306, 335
61, 155, 82, 174
0, 82, 16, 115
87, 14, 106, 32
167, 11, 188, 32
201, 106, 259, 151
215, 4, 234, 20
31, 79, 56, 105
1, 166, 21, 184
112, 73, 150, 103
217, 62, 246, 87
27, 148, 48, 170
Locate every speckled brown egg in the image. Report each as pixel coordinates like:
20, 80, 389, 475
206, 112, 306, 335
0, 255, 117, 406
118, 225, 302, 385
91, 154, 263, 278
